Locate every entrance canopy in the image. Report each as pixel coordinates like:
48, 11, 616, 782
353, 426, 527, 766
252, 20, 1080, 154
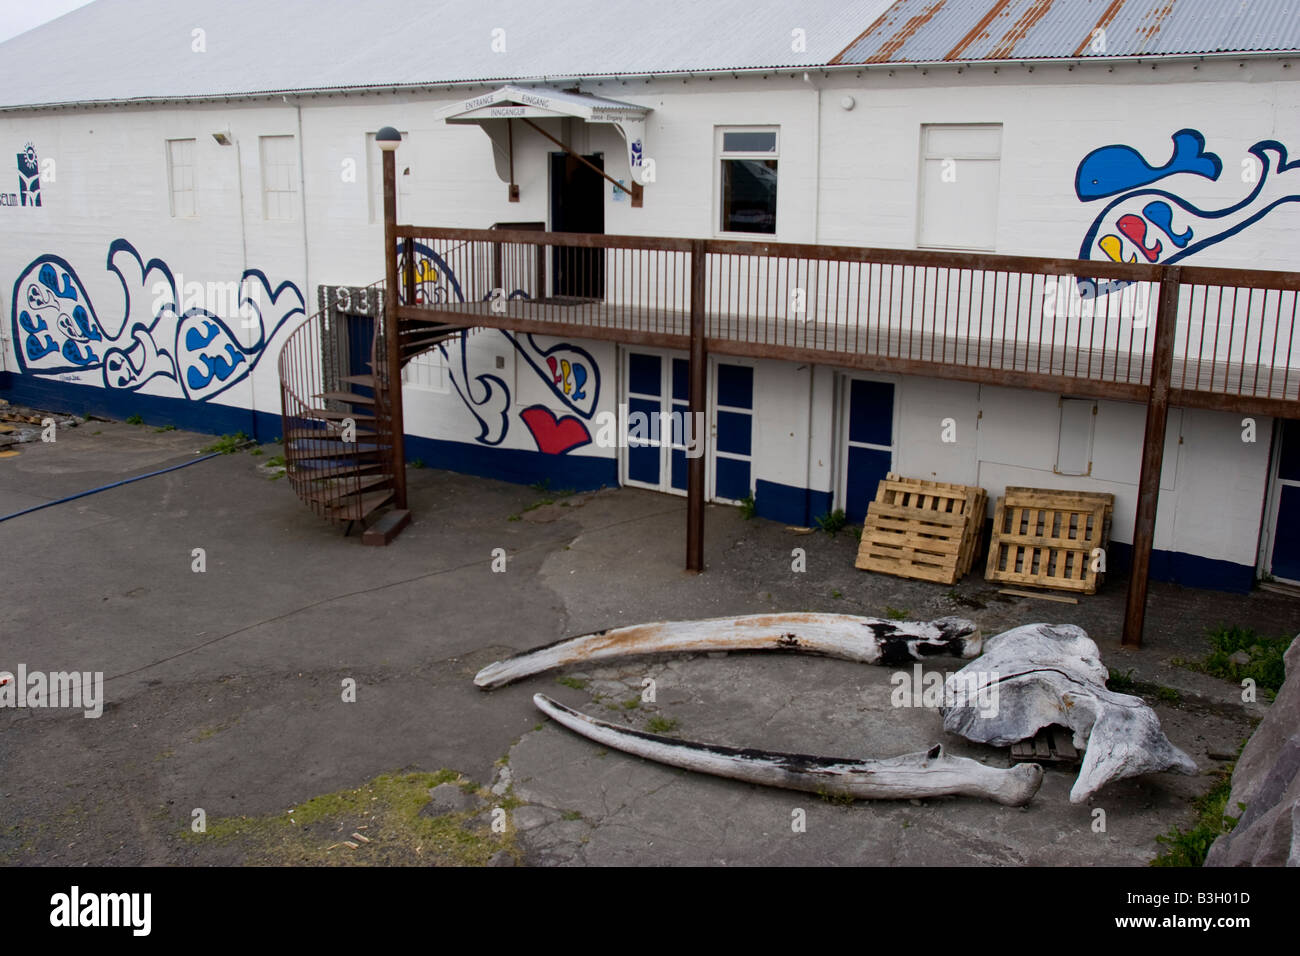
436, 85, 651, 201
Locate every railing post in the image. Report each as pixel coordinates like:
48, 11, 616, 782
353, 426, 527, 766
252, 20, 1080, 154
687, 239, 707, 572
1123, 266, 1181, 647
382, 141, 408, 510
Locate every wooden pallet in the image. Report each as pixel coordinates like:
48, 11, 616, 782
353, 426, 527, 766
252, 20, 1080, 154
856, 474, 988, 584
1010, 725, 1081, 765
985, 486, 1114, 594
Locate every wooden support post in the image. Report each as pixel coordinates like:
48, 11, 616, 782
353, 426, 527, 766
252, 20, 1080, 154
382, 145, 408, 510
1123, 267, 1181, 647
686, 239, 707, 572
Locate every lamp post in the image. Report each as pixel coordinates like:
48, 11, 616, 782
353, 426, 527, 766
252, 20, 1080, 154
376, 126, 407, 510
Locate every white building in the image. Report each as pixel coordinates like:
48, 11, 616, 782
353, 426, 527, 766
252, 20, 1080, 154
2, 0, 1298, 595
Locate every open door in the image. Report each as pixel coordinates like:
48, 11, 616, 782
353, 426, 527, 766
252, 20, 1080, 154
1264, 419, 1300, 584
550, 151, 605, 299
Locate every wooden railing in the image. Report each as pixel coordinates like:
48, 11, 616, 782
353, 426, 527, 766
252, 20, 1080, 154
394, 225, 1300, 415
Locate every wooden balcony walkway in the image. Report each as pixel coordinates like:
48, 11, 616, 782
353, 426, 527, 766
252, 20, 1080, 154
405, 296, 1300, 412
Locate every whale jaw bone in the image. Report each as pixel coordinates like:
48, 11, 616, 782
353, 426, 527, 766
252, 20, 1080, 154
534, 694, 1044, 808
474, 613, 981, 689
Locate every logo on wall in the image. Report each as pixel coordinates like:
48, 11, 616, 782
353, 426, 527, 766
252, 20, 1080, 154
1075, 129, 1300, 295
0, 142, 40, 207
17, 143, 39, 206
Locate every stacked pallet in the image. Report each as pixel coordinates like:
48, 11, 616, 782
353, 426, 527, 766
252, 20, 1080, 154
855, 474, 988, 584
985, 486, 1114, 594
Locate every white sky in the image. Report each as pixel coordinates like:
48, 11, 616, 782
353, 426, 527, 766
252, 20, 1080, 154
0, 0, 96, 44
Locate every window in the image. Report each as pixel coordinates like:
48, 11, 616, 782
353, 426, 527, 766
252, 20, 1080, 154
917, 124, 1002, 250
717, 127, 778, 235
367, 131, 410, 223
166, 138, 196, 218
401, 350, 449, 393
1055, 398, 1096, 476
260, 135, 298, 221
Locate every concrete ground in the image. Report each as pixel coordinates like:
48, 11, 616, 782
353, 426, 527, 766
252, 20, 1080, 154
0, 417, 1294, 866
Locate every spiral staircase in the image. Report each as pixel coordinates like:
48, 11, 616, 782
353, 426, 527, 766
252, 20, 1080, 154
276, 271, 468, 543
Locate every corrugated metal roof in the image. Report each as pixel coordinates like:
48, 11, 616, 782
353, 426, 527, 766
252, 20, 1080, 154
0, 0, 893, 109
833, 0, 1300, 65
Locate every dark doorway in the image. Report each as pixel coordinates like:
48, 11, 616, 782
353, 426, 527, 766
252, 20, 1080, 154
1268, 419, 1300, 582
549, 151, 605, 299
345, 314, 375, 398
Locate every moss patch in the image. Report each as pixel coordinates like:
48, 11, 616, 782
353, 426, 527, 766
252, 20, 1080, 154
1173, 625, 1289, 699
1150, 771, 1242, 867
188, 770, 521, 866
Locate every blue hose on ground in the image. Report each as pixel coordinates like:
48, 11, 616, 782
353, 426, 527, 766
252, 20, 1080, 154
0, 452, 222, 523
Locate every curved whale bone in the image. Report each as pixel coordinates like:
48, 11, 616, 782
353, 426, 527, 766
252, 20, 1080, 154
534, 693, 1044, 807
940, 623, 1198, 804
475, 613, 981, 689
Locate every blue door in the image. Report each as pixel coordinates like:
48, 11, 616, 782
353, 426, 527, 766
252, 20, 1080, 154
842, 378, 894, 524
624, 350, 690, 495
713, 362, 754, 502
1269, 420, 1300, 582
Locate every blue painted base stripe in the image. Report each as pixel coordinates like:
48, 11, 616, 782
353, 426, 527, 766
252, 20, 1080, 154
1104, 541, 1255, 595
1, 372, 281, 440
403, 434, 615, 491
754, 478, 832, 527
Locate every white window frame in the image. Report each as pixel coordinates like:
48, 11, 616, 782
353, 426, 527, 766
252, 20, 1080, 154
401, 349, 451, 394
259, 134, 298, 222
166, 138, 197, 218
715, 126, 779, 238
916, 123, 1002, 252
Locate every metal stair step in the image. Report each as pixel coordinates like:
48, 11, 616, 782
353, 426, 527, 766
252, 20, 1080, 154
316, 390, 377, 405
285, 426, 379, 440
305, 408, 378, 422
362, 508, 411, 545
339, 374, 376, 386
302, 474, 394, 504
285, 439, 382, 456
289, 460, 388, 479
400, 333, 462, 353
327, 490, 395, 521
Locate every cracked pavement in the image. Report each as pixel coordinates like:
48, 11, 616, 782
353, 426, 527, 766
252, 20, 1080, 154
0, 420, 1289, 865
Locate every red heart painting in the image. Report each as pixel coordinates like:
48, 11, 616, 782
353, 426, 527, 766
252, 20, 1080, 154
520, 404, 592, 455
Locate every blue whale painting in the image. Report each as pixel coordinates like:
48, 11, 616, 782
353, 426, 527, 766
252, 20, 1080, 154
1075, 132, 1300, 297
11, 239, 304, 401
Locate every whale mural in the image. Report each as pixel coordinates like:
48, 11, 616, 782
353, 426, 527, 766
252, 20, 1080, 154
400, 240, 601, 453
1076, 130, 1300, 297
11, 239, 304, 401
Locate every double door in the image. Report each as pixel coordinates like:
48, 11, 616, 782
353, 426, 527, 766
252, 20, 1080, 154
620, 348, 754, 504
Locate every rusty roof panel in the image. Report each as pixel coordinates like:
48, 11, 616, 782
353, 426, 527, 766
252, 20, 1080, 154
834, 0, 1300, 64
